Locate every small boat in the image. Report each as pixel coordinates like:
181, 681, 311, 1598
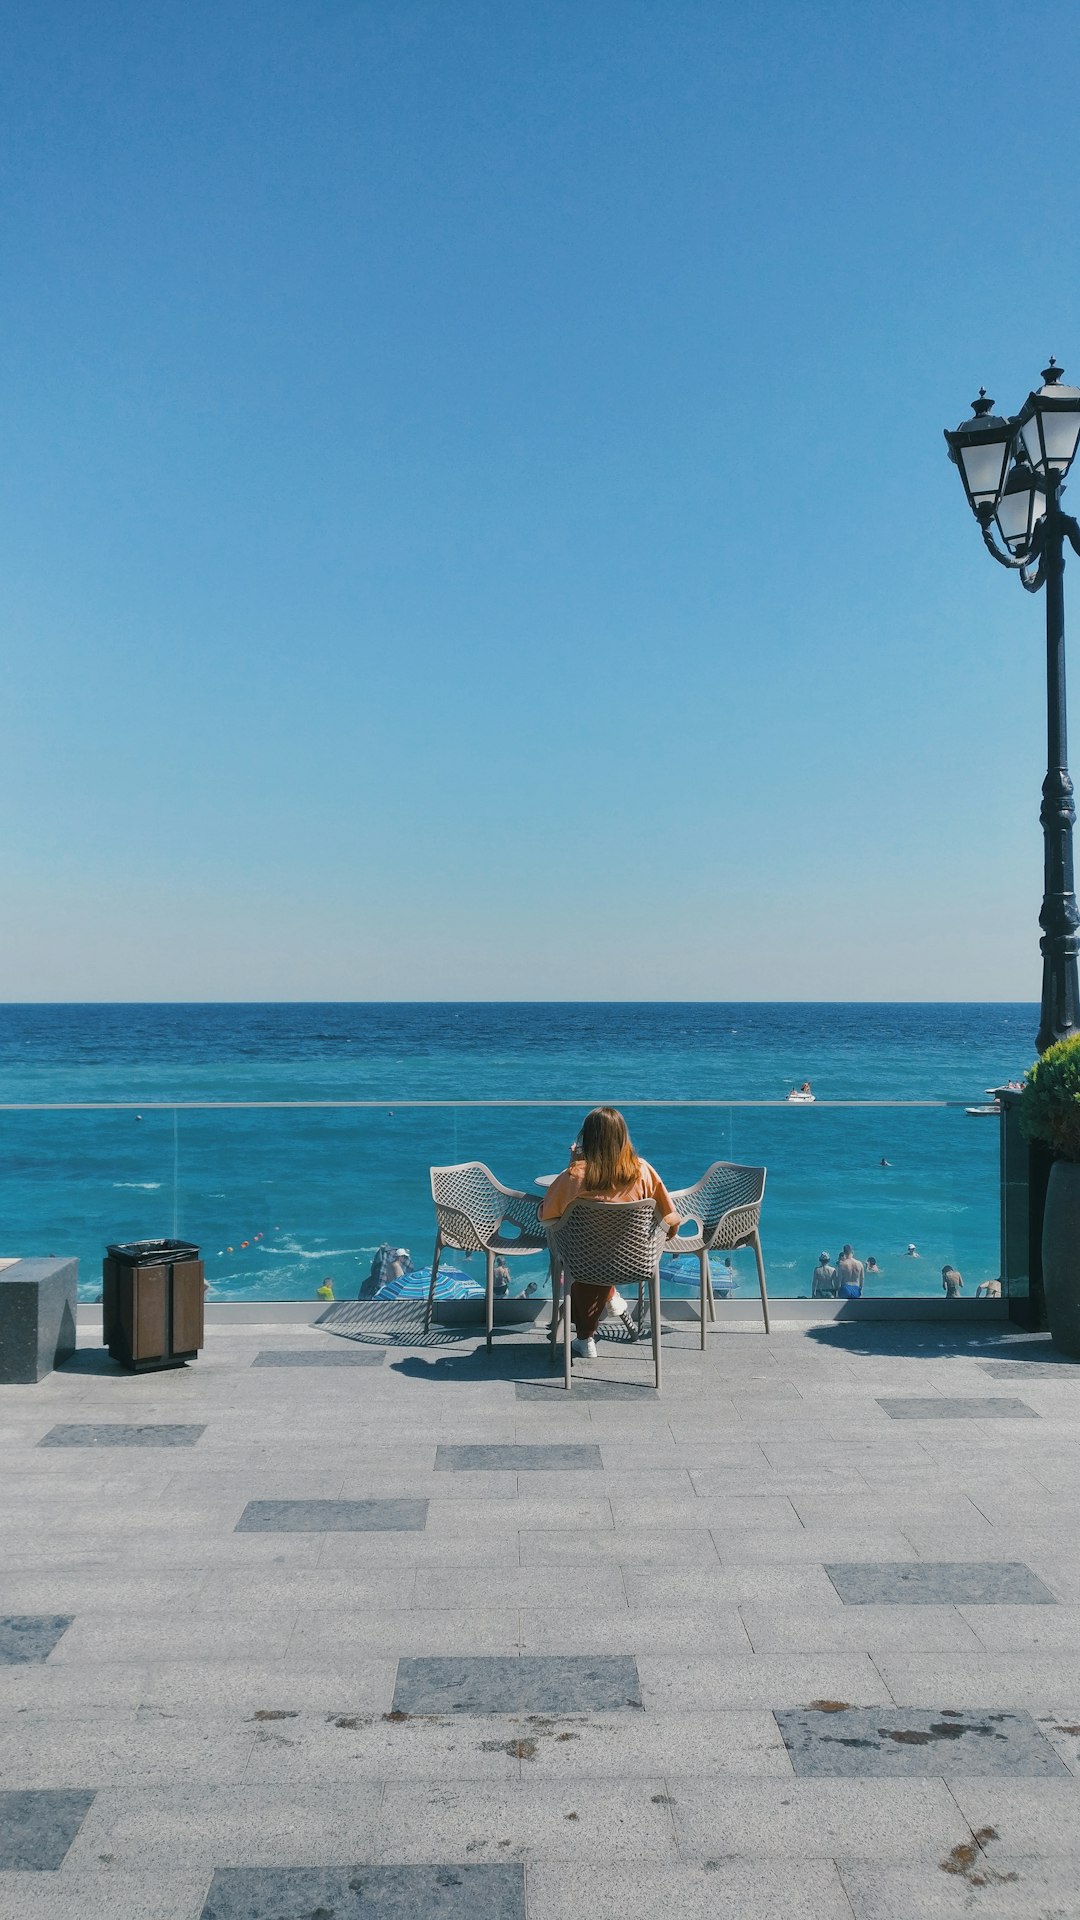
965, 1104, 1000, 1117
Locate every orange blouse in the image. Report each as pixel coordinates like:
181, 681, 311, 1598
539, 1157, 679, 1229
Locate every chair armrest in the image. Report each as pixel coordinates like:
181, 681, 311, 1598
709, 1198, 763, 1249
669, 1187, 704, 1231
503, 1190, 543, 1234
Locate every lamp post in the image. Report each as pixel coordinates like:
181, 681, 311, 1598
946, 361, 1080, 1054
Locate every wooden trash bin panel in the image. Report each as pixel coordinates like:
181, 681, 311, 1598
102, 1241, 203, 1371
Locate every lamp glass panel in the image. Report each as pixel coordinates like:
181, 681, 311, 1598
1020, 414, 1045, 470
958, 434, 1011, 503
996, 482, 1040, 550
1042, 408, 1080, 470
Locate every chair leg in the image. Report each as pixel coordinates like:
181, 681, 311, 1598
563, 1283, 572, 1391
424, 1234, 442, 1332
707, 1264, 717, 1321
699, 1251, 708, 1351
650, 1270, 662, 1391
549, 1261, 562, 1366
485, 1250, 495, 1352
754, 1231, 770, 1335
637, 1275, 645, 1333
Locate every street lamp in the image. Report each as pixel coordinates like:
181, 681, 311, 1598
946, 361, 1080, 1054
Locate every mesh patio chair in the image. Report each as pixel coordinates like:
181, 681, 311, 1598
426, 1162, 549, 1349
668, 1161, 770, 1346
545, 1197, 669, 1392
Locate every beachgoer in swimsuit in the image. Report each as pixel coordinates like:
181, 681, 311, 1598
835, 1245, 864, 1297
812, 1252, 837, 1298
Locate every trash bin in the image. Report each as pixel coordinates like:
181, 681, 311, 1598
102, 1239, 204, 1371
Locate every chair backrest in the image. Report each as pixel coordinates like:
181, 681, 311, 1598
546, 1197, 669, 1292
429, 1161, 510, 1252
670, 1161, 766, 1249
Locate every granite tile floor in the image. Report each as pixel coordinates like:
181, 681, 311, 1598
5, 1312, 1080, 1916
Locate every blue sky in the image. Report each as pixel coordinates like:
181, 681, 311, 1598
0, 0, 1076, 999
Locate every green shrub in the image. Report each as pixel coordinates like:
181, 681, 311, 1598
1020, 1034, 1080, 1161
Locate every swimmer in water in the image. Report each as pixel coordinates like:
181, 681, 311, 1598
880, 1157, 891, 1168
905, 1243, 920, 1258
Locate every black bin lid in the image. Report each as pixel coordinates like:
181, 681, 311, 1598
106, 1239, 200, 1264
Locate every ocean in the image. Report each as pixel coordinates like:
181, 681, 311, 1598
0, 1002, 1037, 1303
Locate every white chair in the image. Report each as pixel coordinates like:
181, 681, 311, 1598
668, 1162, 770, 1347
545, 1197, 669, 1392
426, 1162, 548, 1349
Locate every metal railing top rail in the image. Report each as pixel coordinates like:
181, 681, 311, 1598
0, 1098, 976, 1111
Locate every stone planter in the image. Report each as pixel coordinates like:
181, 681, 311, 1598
1042, 1160, 1080, 1355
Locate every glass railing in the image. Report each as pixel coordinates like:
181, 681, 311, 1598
0, 1100, 1002, 1304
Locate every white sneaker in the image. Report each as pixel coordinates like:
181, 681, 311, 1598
606, 1290, 640, 1341
572, 1337, 597, 1360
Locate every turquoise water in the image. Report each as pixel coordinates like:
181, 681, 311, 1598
0, 1003, 1036, 1302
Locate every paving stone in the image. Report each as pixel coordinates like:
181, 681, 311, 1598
519, 1530, 720, 1567
875, 1398, 1037, 1420
738, 1603, 981, 1654
251, 1349, 385, 1367
980, 1359, 1080, 1379
670, 1777, 970, 1860
637, 1651, 887, 1710
956, 1603, 1080, 1651
434, 1444, 602, 1471
876, 1650, 1080, 1708
0, 1869, 212, 1920
947, 1777, 1080, 1857
242, 1710, 533, 1785
391, 1654, 642, 1714
0, 1709, 257, 1792
235, 1498, 427, 1532
137, 1657, 398, 1715
412, 1567, 625, 1611
526, 1858, 858, 1920
837, 1855, 1080, 1919
0, 1789, 95, 1870
515, 1379, 658, 1401
825, 1561, 1058, 1605
200, 1863, 525, 1919
370, 1779, 677, 1864
65, 1781, 387, 1870
0, 1616, 73, 1664
775, 1705, 1066, 1776
38, 1425, 207, 1448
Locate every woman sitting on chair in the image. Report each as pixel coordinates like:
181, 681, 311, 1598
539, 1106, 679, 1358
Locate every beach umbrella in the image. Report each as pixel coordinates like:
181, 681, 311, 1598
660, 1252, 738, 1294
374, 1265, 483, 1302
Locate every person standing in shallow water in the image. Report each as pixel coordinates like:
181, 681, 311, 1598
539, 1106, 679, 1359
835, 1245, 864, 1298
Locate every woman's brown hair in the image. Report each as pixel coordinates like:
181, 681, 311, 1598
578, 1106, 641, 1194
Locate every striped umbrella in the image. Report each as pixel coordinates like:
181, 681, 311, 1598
374, 1265, 483, 1302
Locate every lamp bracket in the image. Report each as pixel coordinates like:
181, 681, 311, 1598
976, 506, 1039, 575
